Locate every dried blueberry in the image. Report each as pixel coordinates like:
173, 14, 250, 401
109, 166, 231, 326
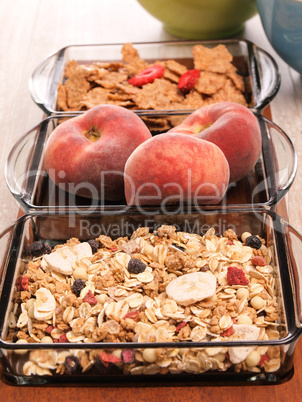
71, 278, 86, 297
64, 355, 80, 374
29, 241, 52, 257
87, 239, 101, 254
245, 235, 262, 250
127, 258, 146, 274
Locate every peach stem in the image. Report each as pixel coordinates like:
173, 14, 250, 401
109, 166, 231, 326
83, 125, 101, 142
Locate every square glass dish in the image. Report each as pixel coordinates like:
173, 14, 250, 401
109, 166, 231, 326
0, 209, 302, 386
5, 112, 296, 213
29, 40, 280, 115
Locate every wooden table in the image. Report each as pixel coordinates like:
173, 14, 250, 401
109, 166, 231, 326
0, 1, 302, 400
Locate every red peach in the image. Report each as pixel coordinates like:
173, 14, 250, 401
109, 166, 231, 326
168, 102, 262, 183
124, 132, 230, 206
44, 105, 152, 200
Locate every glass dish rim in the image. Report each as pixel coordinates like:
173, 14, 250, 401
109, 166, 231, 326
28, 38, 281, 115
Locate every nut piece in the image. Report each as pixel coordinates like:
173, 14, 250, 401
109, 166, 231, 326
166, 272, 216, 306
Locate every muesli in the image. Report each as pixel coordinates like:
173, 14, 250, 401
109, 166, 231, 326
8, 225, 282, 376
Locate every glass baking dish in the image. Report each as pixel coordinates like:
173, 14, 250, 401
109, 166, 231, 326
5, 112, 296, 213
29, 40, 280, 115
0, 208, 301, 386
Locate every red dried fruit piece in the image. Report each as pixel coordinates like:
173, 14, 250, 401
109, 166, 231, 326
251, 256, 267, 266
83, 290, 98, 305
59, 333, 68, 343
121, 350, 135, 364
128, 64, 164, 87
110, 247, 118, 252
258, 353, 270, 366
227, 239, 234, 245
100, 351, 121, 368
21, 276, 29, 291
45, 325, 54, 334
227, 266, 249, 286
175, 321, 187, 333
178, 69, 200, 93
123, 310, 140, 320
16, 276, 29, 291
221, 325, 234, 337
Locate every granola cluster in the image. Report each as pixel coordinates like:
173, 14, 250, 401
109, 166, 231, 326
8, 225, 282, 376
57, 43, 248, 131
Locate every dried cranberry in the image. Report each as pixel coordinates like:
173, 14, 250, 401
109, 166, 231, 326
128, 64, 164, 86
127, 258, 146, 274
59, 333, 68, 343
71, 278, 86, 297
227, 266, 249, 286
45, 325, 54, 334
123, 310, 140, 320
83, 290, 98, 305
29, 241, 52, 257
221, 326, 234, 337
178, 69, 200, 93
87, 239, 100, 254
251, 256, 266, 266
21, 276, 29, 291
175, 321, 187, 333
16, 276, 29, 291
64, 355, 80, 374
257, 353, 270, 366
121, 350, 135, 364
100, 351, 121, 368
245, 235, 262, 250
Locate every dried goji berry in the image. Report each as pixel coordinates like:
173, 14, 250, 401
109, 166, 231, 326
251, 256, 267, 266
178, 69, 200, 93
227, 266, 249, 286
83, 290, 98, 305
110, 247, 118, 252
175, 321, 187, 333
100, 351, 121, 367
128, 64, 164, 86
221, 326, 234, 337
257, 353, 270, 366
59, 333, 68, 343
123, 310, 140, 320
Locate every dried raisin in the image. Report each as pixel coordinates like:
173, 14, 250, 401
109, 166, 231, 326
127, 258, 146, 274
87, 239, 100, 253
245, 235, 262, 249
29, 241, 52, 257
64, 356, 80, 374
71, 278, 86, 297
